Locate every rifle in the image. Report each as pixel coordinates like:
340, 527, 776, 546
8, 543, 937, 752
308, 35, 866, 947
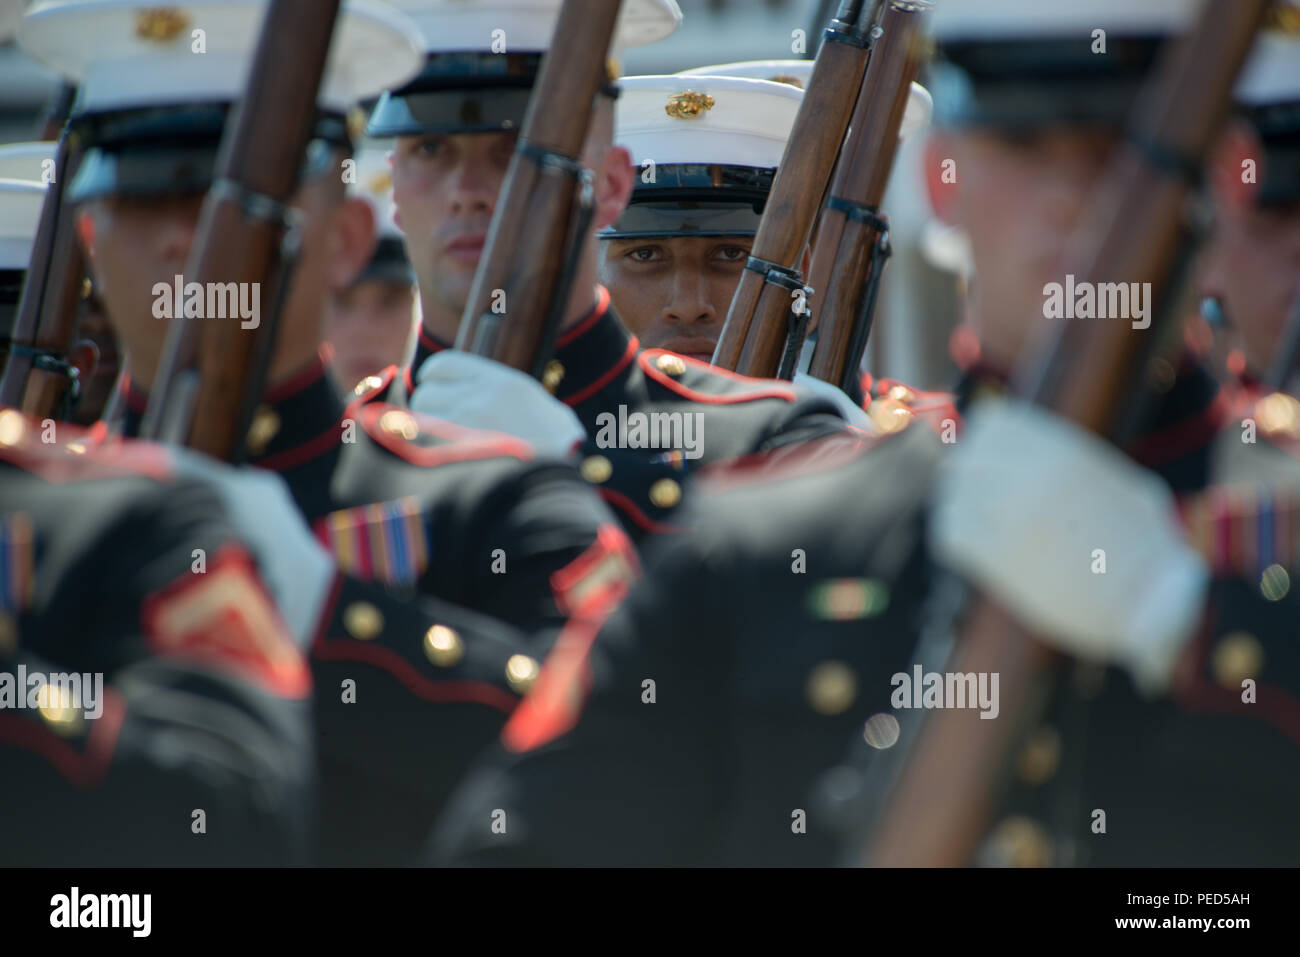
1265, 279, 1300, 393
453, 0, 625, 377
142, 0, 341, 460
0, 123, 86, 419
862, 0, 1271, 867
710, 0, 882, 377
804, 1, 929, 398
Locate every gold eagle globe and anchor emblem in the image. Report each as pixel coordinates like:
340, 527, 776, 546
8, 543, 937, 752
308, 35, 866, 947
665, 90, 716, 120
134, 7, 191, 42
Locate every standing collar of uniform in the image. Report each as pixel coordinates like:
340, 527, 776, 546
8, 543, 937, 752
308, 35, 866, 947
245, 349, 347, 471
551, 287, 639, 407
402, 287, 637, 408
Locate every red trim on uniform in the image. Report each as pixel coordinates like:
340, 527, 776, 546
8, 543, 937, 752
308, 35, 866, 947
0, 423, 174, 482
254, 422, 344, 473
264, 348, 330, 404
141, 544, 312, 699
556, 287, 611, 348
563, 336, 639, 408
501, 615, 603, 754
639, 349, 800, 404
354, 402, 535, 465
404, 365, 416, 396
1126, 390, 1231, 467
312, 636, 520, 713
597, 486, 684, 536
549, 522, 641, 618
1174, 620, 1300, 748
418, 326, 448, 355
123, 376, 149, 413
0, 688, 126, 789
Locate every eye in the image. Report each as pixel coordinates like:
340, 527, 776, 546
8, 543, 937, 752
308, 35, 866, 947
714, 245, 749, 262
625, 246, 663, 263
409, 136, 445, 159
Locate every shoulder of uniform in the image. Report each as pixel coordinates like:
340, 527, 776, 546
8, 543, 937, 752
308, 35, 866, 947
348, 401, 537, 467
637, 349, 801, 405
315, 577, 529, 716
0, 409, 173, 482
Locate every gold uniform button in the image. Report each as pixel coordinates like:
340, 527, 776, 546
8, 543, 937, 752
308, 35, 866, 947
245, 406, 281, 455
655, 353, 687, 376
541, 360, 565, 394
983, 816, 1053, 868
1211, 631, 1264, 689
866, 398, 912, 434
1016, 726, 1062, 786
505, 654, 540, 693
379, 409, 419, 441
806, 661, 857, 715
648, 477, 682, 509
343, 601, 384, 640
580, 455, 613, 484
886, 384, 916, 405
1255, 392, 1300, 440
0, 409, 25, 447
424, 624, 464, 667
36, 684, 85, 737
354, 374, 384, 396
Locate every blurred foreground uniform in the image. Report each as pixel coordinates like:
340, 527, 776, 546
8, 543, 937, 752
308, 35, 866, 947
432, 0, 1300, 867
0, 411, 313, 865
367, 0, 854, 544
16, 0, 628, 864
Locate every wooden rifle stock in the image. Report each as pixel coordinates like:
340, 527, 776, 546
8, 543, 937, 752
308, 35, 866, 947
0, 126, 85, 418
454, 0, 624, 376
143, 0, 341, 460
806, 1, 928, 396
864, 0, 1271, 867
711, 0, 881, 376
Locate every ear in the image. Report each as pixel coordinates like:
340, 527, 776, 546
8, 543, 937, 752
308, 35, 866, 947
328, 197, 377, 291
1210, 119, 1264, 222
594, 145, 634, 231
923, 133, 960, 225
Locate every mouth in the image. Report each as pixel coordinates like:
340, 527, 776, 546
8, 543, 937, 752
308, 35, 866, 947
443, 234, 487, 264
660, 338, 718, 363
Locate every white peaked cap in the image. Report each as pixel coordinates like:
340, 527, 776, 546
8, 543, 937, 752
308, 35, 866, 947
680, 58, 932, 143
0, 141, 55, 183
930, 0, 1204, 40
0, 178, 47, 271
1237, 19, 1300, 106
0, 0, 28, 43
383, 0, 682, 55
18, 0, 426, 114
616, 75, 803, 169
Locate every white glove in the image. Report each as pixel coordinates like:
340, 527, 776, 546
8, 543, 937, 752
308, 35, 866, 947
170, 449, 336, 649
792, 372, 880, 435
411, 350, 587, 460
928, 399, 1209, 693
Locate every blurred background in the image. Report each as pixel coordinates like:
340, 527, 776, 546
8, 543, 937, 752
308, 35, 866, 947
0, 0, 964, 391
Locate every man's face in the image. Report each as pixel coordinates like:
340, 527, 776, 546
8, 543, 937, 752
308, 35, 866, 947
598, 234, 750, 359
390, 130, 517, 337
1201, 199, 1300, 376
324, 277, 417, 389
940, 126, 1119, 370
80, 191, 205, 390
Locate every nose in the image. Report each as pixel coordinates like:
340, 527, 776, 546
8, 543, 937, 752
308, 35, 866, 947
156, 198, 202, 267
447, 155, 497, 219
662, 266, 716, 327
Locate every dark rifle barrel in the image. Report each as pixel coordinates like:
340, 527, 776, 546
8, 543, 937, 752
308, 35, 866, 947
711, 0, 882, 374
0, 129, 84, 416
453, 0, 625, 375
143, 0, 341, 460
806, 0, 928, 391
864, 0, 1272, 868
